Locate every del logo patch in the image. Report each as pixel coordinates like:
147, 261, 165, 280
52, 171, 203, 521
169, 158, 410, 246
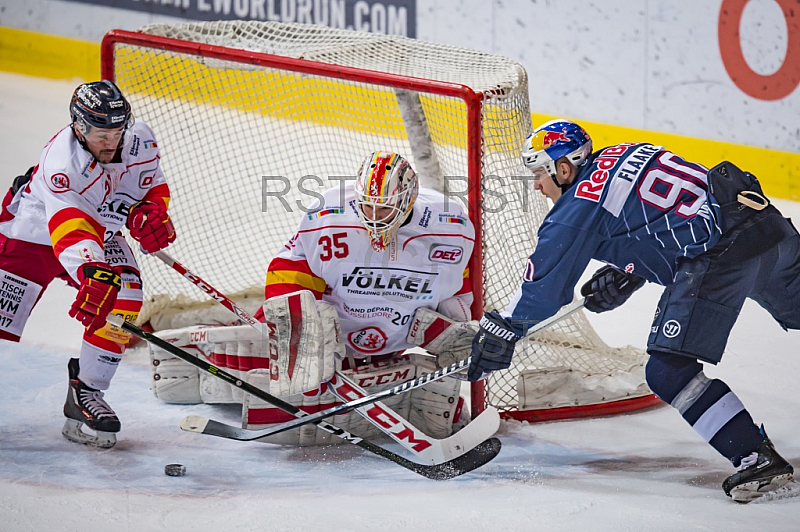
429, 244, 463, 263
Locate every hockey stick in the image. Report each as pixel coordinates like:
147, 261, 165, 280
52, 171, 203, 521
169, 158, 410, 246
107, 314, 500, 479
323, 370, 499, 465
178, 299, 586, 442
150, 250, 501, 463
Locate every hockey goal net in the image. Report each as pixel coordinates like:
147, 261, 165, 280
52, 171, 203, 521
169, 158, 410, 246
102, 21, 658, 422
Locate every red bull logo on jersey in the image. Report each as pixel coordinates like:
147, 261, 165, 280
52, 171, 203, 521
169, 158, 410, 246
574, 143, 637, 202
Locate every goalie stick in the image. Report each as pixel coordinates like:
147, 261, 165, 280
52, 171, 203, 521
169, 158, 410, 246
107, 314, 500, 480
150, 250, 501, 464
178, 299, 586, 442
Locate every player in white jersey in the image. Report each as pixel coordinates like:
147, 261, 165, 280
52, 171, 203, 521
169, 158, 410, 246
263, 152, 474, 358
0, 81, 177, 448
247, 150, 475, 438
147, 151, 477, 445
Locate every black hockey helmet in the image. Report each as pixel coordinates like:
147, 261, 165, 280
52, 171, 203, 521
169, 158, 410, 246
70, 80, 133, 134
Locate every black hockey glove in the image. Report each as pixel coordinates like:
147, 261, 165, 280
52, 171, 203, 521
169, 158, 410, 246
580, 265, 645, 313
468, 311, 522, 382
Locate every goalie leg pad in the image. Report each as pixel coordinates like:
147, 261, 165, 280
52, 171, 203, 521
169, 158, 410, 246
261, 291, 342, 397
150, 345, 202, 404
150, 324, 266, 404
242, 368, 342, 446
242, 355, 417, 446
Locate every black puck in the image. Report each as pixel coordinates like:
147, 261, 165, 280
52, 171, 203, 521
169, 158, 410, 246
164, 463, 186, 477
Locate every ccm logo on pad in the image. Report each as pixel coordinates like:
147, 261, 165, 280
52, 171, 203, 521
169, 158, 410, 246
429, 244, 463, 263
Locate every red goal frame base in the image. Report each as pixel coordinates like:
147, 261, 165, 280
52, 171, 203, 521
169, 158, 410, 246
497, 394, 664, 423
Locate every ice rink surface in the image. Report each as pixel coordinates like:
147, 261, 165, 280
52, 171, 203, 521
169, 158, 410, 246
0, 72, 798, 531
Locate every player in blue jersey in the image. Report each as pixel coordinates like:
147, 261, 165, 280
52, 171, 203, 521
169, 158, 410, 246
469, 119, 798, 502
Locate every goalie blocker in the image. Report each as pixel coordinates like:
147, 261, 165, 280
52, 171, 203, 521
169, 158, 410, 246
149, 291, 468, 445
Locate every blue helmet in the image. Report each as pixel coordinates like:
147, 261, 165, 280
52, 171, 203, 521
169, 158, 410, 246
521, 120, 592, 184
70, 80, 133, 134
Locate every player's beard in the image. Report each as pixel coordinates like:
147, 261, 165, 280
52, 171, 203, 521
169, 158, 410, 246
96, 149, 117, 163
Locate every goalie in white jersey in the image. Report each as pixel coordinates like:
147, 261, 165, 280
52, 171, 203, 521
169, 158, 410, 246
0, 81, 177, 448
149, 151, 481, 445
262, 150, 475, 357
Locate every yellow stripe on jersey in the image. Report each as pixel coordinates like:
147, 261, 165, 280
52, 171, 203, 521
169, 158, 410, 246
49, 217, 103, 248
265, 269, 328, 294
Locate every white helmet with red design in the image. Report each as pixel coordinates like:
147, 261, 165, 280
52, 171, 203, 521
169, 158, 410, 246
355, 151, 419, 251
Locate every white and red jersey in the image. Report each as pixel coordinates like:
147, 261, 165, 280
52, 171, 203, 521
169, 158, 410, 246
265, 186, 474, 357
0, 122, 170, 282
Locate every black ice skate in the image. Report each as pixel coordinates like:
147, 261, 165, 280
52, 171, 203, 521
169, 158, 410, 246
62, 358, 120, 448
723, 429, 794, 503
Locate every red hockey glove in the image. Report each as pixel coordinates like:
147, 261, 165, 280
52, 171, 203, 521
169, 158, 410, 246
127, 201, 176, 253
69, 263, 121, 335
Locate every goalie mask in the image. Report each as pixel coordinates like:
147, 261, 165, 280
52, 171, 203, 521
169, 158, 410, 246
522, 120, 592, 193
355, 151, 419, 251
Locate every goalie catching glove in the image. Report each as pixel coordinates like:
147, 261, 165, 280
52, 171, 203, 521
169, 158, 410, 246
127, 201, 176, 253
580, 264, 645, 313
69, 263, 121, 335
406, 307, 478, 376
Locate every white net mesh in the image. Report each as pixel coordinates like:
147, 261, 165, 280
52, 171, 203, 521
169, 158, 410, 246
108, 21, 650, 416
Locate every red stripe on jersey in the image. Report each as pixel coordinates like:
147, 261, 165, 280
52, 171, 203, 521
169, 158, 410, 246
269, 257, 315, 275
295, 224, 366, 236
52, 230, 102, 257
265, 257, 326, 299
112, 298, 143, 312
77, 168, 106, 195
48, 207, 104, 237
142, 182, 171, 211
85, 334, 125, 354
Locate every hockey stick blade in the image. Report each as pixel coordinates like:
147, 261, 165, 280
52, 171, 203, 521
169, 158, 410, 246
109, 315, 497, 479
327, 371, 500, 464
412, 437, 501, 481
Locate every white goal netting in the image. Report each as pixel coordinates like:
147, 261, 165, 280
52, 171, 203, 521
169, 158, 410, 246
105, 20, 652, 418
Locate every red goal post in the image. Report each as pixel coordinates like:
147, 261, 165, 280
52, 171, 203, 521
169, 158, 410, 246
101, 22, 659, 422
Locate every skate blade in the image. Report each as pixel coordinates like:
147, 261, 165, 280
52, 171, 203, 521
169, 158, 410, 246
747, 479, 800, 504
730, 473, 794, 503
62, 418, 117, 449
